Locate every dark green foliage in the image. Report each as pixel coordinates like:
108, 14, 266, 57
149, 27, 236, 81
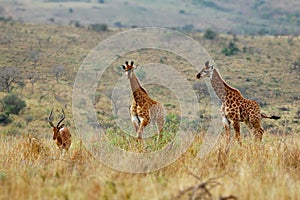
203, 29, 217, 40
89, 23, 108, 32
0, 112, 12, 125
0, 16, 13, 23
1, 93, 26, 115
114, 21, 124, 28
179, 9, 186, 14
221, 41, 239, 56
181, 24, 195, 32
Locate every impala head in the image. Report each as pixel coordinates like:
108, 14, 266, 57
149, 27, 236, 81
122, 61, 136, 78
196, 61, 214, 79
48, 109, 65, 140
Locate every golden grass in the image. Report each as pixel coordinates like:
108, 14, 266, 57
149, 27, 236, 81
1, 133, 299, 200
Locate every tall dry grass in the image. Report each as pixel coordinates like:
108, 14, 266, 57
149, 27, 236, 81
0, 132, 299, 200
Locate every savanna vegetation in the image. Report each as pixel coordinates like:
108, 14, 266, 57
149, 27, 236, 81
0, 19, 299, 199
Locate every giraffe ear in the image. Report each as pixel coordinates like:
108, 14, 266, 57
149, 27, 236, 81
205, 61, 209, 67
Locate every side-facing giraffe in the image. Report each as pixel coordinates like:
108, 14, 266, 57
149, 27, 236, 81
122, 61, 165, 140
196, 61, 280, 145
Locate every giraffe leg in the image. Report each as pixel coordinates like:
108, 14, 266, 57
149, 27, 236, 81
130, 102, 139, 132
250, 117, 264, 142
157, 119, 164, 139
232, 120, 242, 146
150, 103, 165, 139
137, 117, 149, 140
156, 103, 165, 139
222, 116, 231, 145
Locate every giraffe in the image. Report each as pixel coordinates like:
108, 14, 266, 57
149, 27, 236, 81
196, 61, 280, 145
122, 61, 165, 140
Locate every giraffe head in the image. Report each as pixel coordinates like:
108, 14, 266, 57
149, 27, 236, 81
122, 61, 136, 78
196, 61, 214, 79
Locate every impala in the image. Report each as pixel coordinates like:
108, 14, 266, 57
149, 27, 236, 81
48, 109, 71, 151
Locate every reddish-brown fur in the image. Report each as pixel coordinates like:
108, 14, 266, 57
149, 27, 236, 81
48, 109, 71, 150
52, 126, 71, 151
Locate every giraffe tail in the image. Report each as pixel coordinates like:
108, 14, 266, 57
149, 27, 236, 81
261, 113, 281, 120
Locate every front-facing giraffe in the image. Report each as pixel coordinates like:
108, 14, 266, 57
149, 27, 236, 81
196, 61, 280, 145
122, 61, 165, 140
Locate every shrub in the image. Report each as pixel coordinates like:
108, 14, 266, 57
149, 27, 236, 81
221, 41, 239, 56
164, 113, 180, 133
181, 24, 194, 32
179, 9, 186, 14
1, 93, 26, 115
203, 29, 217, 40
114, 21, 124, 28
0, 112, 12, 125
89, 23, 108, 32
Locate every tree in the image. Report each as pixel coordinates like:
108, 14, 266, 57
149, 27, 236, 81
0, 66, 23, 92
1, 93, 26, 115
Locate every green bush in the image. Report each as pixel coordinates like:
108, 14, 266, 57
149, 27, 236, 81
164, 113, 180, 133
89, 23, 108, 32
1, 93, 26, 115
203, 29, 217, 40
0, 112, 12, 125
221, 41, 239, 56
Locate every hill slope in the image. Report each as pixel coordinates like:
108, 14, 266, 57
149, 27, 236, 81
0, 0, 300, 34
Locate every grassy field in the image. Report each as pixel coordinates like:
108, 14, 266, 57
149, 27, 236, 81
0, 21, 300, 199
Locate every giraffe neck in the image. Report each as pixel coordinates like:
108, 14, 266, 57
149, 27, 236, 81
210, 68, 240, 102
129, 72, 148, 101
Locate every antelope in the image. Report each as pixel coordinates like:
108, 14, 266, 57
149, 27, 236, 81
48, 109, 71, 151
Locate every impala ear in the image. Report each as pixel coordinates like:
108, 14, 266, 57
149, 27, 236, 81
121, 65, 126, 70
125, 61, 129, 66
130, 61, 134, 66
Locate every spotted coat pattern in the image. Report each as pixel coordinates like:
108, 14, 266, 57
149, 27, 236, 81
122, 61, 164, 140
197, 61, 280, 145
